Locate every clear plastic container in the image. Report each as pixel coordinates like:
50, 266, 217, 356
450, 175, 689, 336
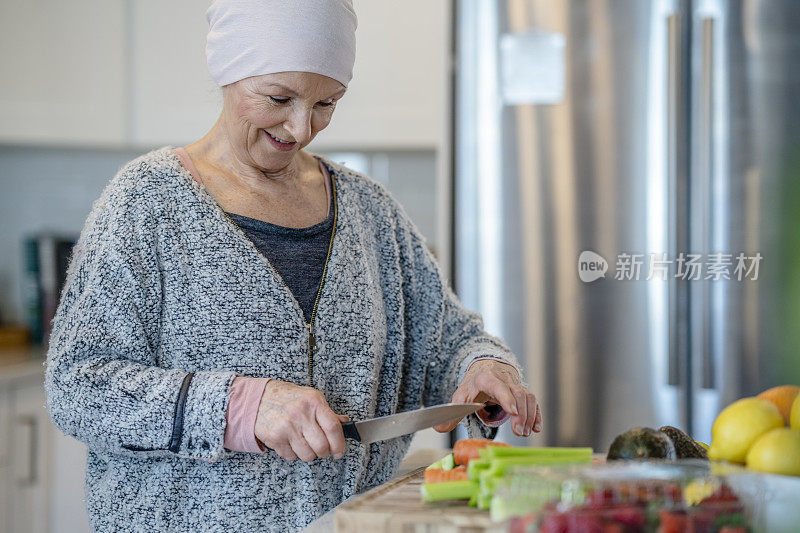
492, 460, 763, 533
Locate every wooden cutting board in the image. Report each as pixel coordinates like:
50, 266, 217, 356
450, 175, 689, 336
334, 467, 506, 533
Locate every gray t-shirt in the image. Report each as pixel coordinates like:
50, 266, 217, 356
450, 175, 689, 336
226, 165, 334, 324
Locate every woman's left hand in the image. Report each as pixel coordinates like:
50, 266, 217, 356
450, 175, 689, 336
433, 359, 543, 437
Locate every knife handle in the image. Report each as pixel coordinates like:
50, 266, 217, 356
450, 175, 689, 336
341, 422, 361, 441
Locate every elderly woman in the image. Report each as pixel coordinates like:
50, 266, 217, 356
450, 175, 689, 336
44, 0, 541, 531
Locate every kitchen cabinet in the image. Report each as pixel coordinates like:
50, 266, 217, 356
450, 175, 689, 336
0, 0, 127, 147
0, 353, 89, 533
0, 387, 9, 533
308, 0, 449, 151
0, 0, 449, 151
132, 0, 449, 150
7, 380, 50, 533
128, 0, 221, 148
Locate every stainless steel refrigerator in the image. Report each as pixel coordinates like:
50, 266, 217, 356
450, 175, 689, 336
453, 0, 800, 449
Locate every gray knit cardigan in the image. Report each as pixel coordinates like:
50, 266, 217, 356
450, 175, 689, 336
44, 146, 520, 532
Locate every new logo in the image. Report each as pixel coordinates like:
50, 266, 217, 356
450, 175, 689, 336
578, 250, 608, 282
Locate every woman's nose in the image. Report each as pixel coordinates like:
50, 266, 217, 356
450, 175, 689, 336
284, 109, 313, 143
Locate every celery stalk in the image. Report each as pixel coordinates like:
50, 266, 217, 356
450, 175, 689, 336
425, 458, 443, 471
420, 480, 478, 503
480, 473, 500, 494
477, 491, 492, 510
440, 453, 455, 471
467, 458, 491, 480
481, 446, 593, 460
484, 454, 592, 477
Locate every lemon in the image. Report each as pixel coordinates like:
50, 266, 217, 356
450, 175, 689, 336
708, 397, 784, 464
791, 394, 800, 430
684, 479, 719, 505
746, 427, 800, 476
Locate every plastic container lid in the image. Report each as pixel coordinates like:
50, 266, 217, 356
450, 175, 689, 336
492, 459, 763, 532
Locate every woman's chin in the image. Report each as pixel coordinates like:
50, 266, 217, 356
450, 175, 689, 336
256, 147, 299, 172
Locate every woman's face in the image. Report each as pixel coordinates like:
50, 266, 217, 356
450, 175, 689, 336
221, 71, 346, 172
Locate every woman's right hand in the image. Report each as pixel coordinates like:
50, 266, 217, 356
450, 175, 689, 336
254, 380, 349, 462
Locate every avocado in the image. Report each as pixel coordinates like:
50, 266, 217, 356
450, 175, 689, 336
607, 427, 676, 461
659, 426, 709, 459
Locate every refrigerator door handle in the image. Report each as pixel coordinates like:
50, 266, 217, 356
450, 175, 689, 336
700, 17, 716, 390
667, 12, 685, 387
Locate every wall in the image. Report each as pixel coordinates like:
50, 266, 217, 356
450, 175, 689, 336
0, 145, 438, 325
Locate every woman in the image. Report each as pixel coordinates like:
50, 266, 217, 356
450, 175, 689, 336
44, 0, 542, 531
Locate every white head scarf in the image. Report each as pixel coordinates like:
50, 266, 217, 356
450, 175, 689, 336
205, 0, 357, 88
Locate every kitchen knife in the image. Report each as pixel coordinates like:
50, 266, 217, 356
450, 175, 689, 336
341, 403, 484, 444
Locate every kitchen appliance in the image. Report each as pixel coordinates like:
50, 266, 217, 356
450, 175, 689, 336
342, 403, 483, 444
453, 0, 800, 448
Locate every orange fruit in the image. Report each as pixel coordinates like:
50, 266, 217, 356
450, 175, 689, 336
757, 385, 800, 425
792, 394, 800, 430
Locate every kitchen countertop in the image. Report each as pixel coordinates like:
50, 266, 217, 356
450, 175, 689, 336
0, 346, 46, 385
302, 448, 449, 533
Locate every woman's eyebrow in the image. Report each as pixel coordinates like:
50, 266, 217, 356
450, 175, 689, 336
262, 84, 299, 96
262, 83, 346, 99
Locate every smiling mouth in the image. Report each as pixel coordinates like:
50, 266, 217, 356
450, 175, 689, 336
264, 130, 295, 144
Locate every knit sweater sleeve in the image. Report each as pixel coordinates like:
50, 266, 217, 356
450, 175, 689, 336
44, 172, 237, 462
394, 202, 522, 439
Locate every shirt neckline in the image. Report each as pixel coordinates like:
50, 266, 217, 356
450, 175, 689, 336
226, 204, 334, 236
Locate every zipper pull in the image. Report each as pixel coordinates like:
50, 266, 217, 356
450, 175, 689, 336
307, 324, 317, 353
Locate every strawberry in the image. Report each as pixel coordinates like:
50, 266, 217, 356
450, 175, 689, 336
687, 508, 715, 532
602, 523, 624, 533
700, 484, 739, 504
539, 513, 568, 533
658, 510, 688, 533
610, 505, 646, 529
585, 488, 617, 508
568, 514, 604, 533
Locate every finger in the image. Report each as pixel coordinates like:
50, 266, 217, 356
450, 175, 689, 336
338, 414, 351, 423
317, 409, 347, 459
433, 417, 462, 433
534, 403, 543, 433
273, 444, 298, 461
260, 433, 297, 460
508, 385, 528, 436
476, 374, 519, 419
302, 422, 332, 459
289, 432, 318, 463
434, 386, 471, 432
524, 393, 538, 435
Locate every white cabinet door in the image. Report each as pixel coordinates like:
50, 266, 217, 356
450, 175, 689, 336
129, 0, 222, 147
48, 429, 89, 533
311, 0, 449, 151
0, 0, 449, 150
9, 380, 50, 533
0, 0, 127, 146
0, 387, 9, 533
130, 0, 449, 151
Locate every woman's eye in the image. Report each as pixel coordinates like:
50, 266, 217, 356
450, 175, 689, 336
268, 96, 290, 104
316, 101, 335, 108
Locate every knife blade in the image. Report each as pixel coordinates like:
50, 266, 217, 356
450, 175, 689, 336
341, 403, 484, 444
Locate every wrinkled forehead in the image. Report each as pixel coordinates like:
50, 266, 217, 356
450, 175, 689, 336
241, 71, 346, 98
